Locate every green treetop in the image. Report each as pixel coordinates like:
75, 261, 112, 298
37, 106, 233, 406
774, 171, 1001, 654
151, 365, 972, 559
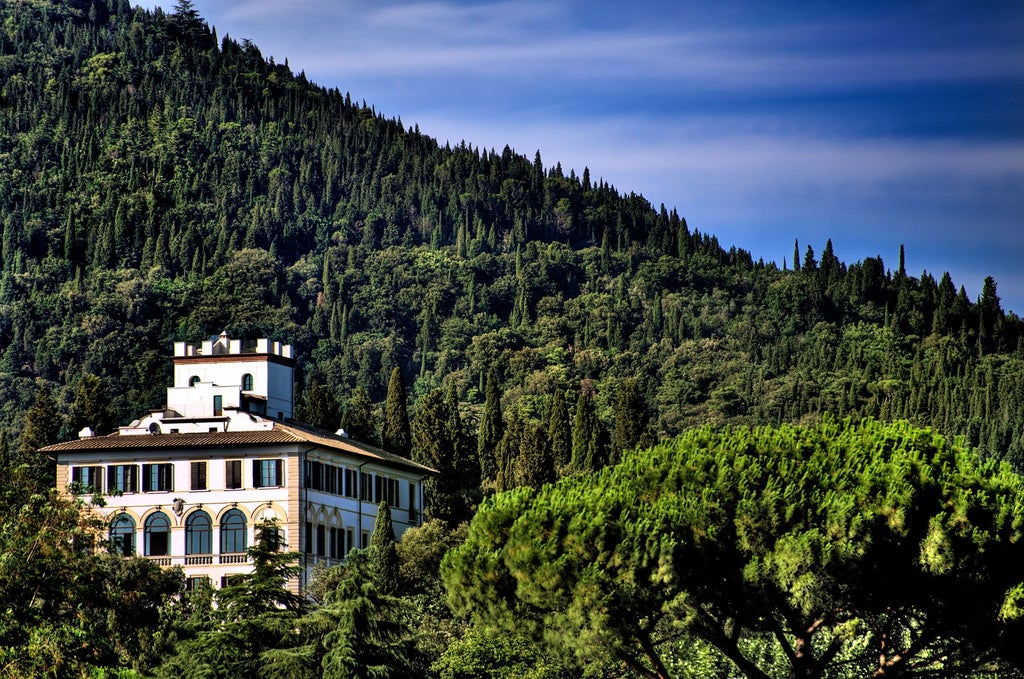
382, 367, 412, 457
443, 419, 1024, 679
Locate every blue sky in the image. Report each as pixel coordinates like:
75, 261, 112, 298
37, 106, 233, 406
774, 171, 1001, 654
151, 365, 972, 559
141, 1, 1024, 314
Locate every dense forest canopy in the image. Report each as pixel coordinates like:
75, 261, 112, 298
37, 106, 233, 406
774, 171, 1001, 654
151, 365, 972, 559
3, 2, 1024, 677
0, 0, 1023, 472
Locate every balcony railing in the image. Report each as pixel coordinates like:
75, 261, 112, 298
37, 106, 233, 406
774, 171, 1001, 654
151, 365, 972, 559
145, 554, 250, 566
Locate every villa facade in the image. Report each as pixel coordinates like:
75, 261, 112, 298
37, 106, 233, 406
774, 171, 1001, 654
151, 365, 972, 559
47, 333, 433, 592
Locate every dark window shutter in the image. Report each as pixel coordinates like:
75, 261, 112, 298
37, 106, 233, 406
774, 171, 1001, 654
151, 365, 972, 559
191, 462, 206, 490
253, 459, 262, 487
226, 460, 240, 489
275, 460, 283, 486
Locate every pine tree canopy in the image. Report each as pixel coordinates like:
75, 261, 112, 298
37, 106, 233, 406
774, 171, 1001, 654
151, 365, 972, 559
443, 418, 1024, 679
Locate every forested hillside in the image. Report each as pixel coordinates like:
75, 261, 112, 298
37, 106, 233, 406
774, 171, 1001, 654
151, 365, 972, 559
2, 0, 1024, 471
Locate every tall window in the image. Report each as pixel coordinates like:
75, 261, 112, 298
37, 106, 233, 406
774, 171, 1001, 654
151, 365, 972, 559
71, 466, 102, 493
107, 464, 138, 494
191, 461, 207, 491
253, 459, 283, 488
186, 510, 212, 555
242, 373, 254, 391
145, 512, 170, 556
110, 513, 136, 557
220, 509, 247, 554
213, 395, 223, 416
143, 463, 174, 492
225, 460, 242, 489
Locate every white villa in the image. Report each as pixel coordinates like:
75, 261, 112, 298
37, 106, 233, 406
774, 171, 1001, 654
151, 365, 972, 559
48, 332, 433, 593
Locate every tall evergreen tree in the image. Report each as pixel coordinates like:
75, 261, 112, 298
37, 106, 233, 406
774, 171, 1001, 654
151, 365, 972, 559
300, 381, 341, 431
445, 384, 478, 489
69, 373, 115, 437
318, 551, 414, 679
16, 384, 60, 488
494, 408, 523, 493
571, 388, 607, 472
381, 367, 411, 457
476, 369, 503, 483
611, 378, 651, 461
0, 429, 8, 478
341, 386, 378, 444
546, 388, 571, 472
412, 388, 475, 524
514, 419, 554, 490
157, 521, 305, 678
369, 501, 399, 595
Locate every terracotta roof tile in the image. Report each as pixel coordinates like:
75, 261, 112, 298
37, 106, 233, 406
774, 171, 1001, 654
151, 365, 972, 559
43, 422, 435, 474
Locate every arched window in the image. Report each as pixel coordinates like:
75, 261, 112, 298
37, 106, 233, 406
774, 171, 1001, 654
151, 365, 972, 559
189, 375, 200, 387
242, 373, 254, 391
110, 513, 136, 557
145, 512, 170, 556
220, 509, 247, 554
186, 510, 212, 555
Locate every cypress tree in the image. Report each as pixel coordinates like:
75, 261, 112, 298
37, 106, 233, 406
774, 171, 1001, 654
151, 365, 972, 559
0, 429, 8, 477
571, 389, 595, 472
547, 388, 571, 472
17, 385, 60, 488
515, 419, 554, 490
477, 369, 503, 483
341, 386, 377, 444
381, 367, 411, 457
369, 501, 399, 595
445, 384, 476, 486
411, 388, 476, 524
494, 408, 523, 492
300, 382, 341, 431
611, 378, 651, 461
69, 373, 115, 437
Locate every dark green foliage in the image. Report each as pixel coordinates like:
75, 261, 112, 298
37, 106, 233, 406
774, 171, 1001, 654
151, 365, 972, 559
301, 381, 341, 431
492, 407, 522, 492
0, 0, 1022, 474
444, 419, 1024, 679
155, 521, 305, 678
411, 388, 477, 524
15, 384, 60, 488
570, 387, 607, 472
342, 386, 378, 444
0, 485, 183, 677
610, 377, 651, 461
381, 367, 411, 457
545, 388, 571, 472
477, 368, 503, 483
513, 419, 554, 490
69, 373, 115, 437
317, 551, 416, 679
370, 501, 400, 595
